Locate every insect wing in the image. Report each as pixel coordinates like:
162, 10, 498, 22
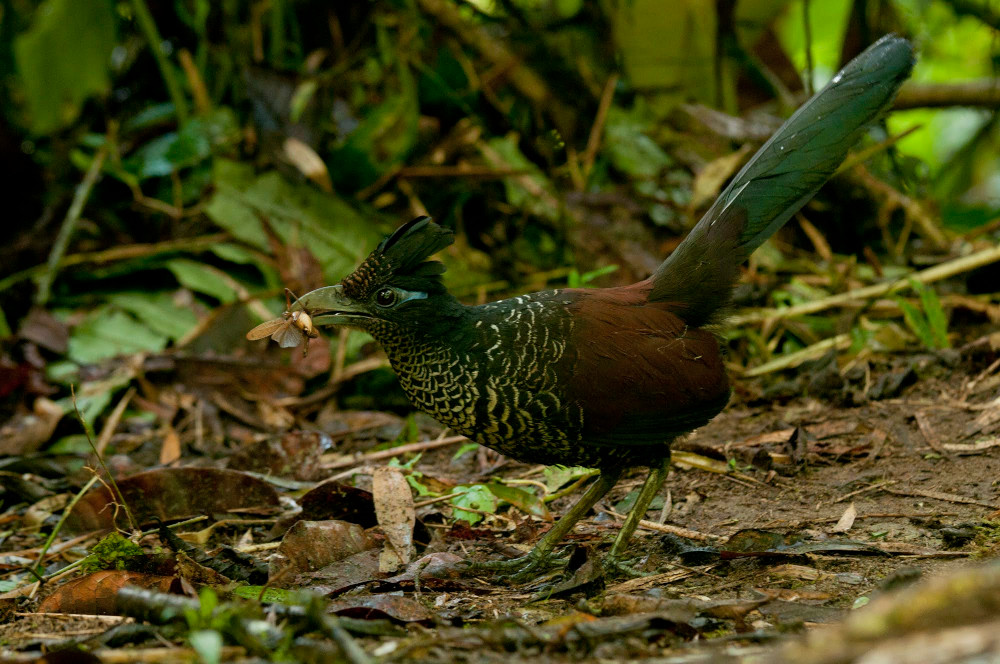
246, 317, 288, 341
272, 323, 305, 348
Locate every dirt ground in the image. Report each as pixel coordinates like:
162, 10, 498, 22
2, 343, 999, 663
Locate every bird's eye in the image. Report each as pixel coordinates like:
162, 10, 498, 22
374, 288, 398, 307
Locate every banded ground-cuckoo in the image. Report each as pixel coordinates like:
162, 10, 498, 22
269, 35, 914, 578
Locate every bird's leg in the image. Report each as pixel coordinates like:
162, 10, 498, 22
605, 454, 670, 575
467, 467, 623, 581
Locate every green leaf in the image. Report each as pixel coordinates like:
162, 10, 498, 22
452, 442, 480, 461
481, 135, 560, 222
68, 308, 168, 364
329, 70, 419, 191
13, 0, 116, 134
604, 105, 674, 179
894, 297, 935, 350
451, 484, 497, 525
165, 259, 238, 304
542, 466, 594, 493
204, 161, 381, 283
0, 307, 10, 338
108, 292, 198, 342
487, 483, 551, 521
912, 279, 950, 349
189, 630, 223, 664
123, 108, 240, 179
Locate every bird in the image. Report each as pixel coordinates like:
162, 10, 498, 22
280, 36, 914, 578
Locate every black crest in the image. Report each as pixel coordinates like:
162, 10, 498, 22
341, 217, 455, 298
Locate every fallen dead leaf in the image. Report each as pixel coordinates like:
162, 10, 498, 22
38, 571, 183, 615
65, 468, 280, 533
831, 502, 858, 533
272, 519, 374, 579
373, 466, 415, 573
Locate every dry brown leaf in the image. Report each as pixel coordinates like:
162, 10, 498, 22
38, 571, 182, 615
272, 520, 373, 579
65, 468, 280, 533
373, 466, 415, 573
831, 502, 857, 533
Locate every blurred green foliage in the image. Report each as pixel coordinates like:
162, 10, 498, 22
0, 0, 996, 430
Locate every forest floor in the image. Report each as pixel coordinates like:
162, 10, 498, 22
3, 332, 999, 663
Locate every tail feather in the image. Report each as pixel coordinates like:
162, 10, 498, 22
649, 35, 915, 325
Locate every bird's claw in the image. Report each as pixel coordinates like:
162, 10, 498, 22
602, 556, 652, 579
463, 552, 566, 583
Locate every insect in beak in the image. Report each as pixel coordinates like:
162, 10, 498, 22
245, 288, 320, 356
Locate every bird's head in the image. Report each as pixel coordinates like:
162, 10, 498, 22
294, 217, 465, 337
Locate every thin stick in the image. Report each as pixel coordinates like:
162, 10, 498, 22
581, 74, 619, 183
597, 507, 720, 541
742, 333, 852, 377
0, 234, 228, 294
71, 386, 138, 533
30, 475, 100, 577
831, 480, 896, 504
130, 0, 189, 122
96, 387, 136, 457
321, 435, 468, 470
730, 243, 1000, 326
35, 147, 107, 306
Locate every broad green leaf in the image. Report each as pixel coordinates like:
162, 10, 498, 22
68, 308, 168, 364
165, 260, 237, 304
487, 483, 551, 521
205, 161, 381, 283
603, 106, 674, 179
189, 630, 223, 664
122, 108, 240, 179
481, 135, 560, 222
451, 484, 497, 525
108, 292, 198, 342
329, 68, 419, 191
542, 466, 595, 493
13, 0, 116, 134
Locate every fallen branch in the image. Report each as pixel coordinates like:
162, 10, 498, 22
321, 435, 469, 470
730, 242, 1000, 325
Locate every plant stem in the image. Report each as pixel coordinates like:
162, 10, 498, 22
131, 0, 189, 122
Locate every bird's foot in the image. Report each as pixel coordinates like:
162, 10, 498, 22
602, 556, 652, 579
464, 551, 565, 583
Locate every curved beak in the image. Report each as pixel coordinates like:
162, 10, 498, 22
294, 285, 369, 326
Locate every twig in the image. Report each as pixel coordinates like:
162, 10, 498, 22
95, 386, 136, 457
130, 0, 189, 122
0, 234, 228, 294
35, 147, 107, 306
895, 79, 1000, 109
914, 411, 948, 456
742, 333, 852, 377
597, 507, 720, 541
71, 386, 138, 533
29, 476, 99, 577
581, 74, 619, 184
802, 0, 814, 96
730, 243, 1000, 325
884, 487, 999, 509
831, 480, 896, 504
321, 435, 469, 470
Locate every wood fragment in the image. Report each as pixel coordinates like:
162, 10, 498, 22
914, 411, 948, 456
832, 480, 896, 504
884, 487, 998, 510
598, 507, 721, 541
321, 435, 469, 470
731, 243, 1000, 326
